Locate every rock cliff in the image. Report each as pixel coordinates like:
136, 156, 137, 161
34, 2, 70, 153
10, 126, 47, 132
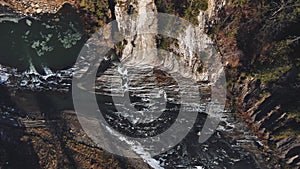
0, 0, 299, 168
210, 0, 300, 168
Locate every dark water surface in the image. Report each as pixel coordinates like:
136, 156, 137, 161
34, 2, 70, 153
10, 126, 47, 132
0, 4, 86, 72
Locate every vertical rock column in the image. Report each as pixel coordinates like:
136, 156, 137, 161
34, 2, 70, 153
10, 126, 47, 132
115, 0, 160, 66
176, 0, 225, 82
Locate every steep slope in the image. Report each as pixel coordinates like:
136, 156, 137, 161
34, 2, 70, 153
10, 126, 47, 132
209, 0, 300, 168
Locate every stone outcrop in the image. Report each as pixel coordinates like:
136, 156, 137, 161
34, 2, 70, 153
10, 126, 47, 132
115, 0, 159, 65
214, 1, 300, 167
114, 0, 226, 83
235, 72, 300, 168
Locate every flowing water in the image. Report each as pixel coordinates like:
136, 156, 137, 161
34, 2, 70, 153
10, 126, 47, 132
0, 5, 266, 169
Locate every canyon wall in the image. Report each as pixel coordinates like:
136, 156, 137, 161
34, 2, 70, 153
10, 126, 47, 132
112, 0, 226, 82
211, 0, 300, 168
0, 0, 299, 168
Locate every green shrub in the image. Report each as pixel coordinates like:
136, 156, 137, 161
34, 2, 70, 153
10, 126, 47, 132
155, 0, 208, 25
252, 65, 292, 83
183, 0, 208, 25
79, 0, 110, 26
232, 0, 248, 7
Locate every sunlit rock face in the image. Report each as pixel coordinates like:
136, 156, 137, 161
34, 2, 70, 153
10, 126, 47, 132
114, 0, 225, 83
115, 0, 159, 65
174, 0, 225, 82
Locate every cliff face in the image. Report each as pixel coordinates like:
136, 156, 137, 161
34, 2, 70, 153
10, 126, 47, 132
115, 0, 159, 65
236, 74, 300, 167
112, 0, 226, 83
210, 0, 300, 168
168, 0, 225, 81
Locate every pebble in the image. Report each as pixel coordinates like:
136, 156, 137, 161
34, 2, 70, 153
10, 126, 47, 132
36, 9, 42, 13
26, 19, 32, 26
